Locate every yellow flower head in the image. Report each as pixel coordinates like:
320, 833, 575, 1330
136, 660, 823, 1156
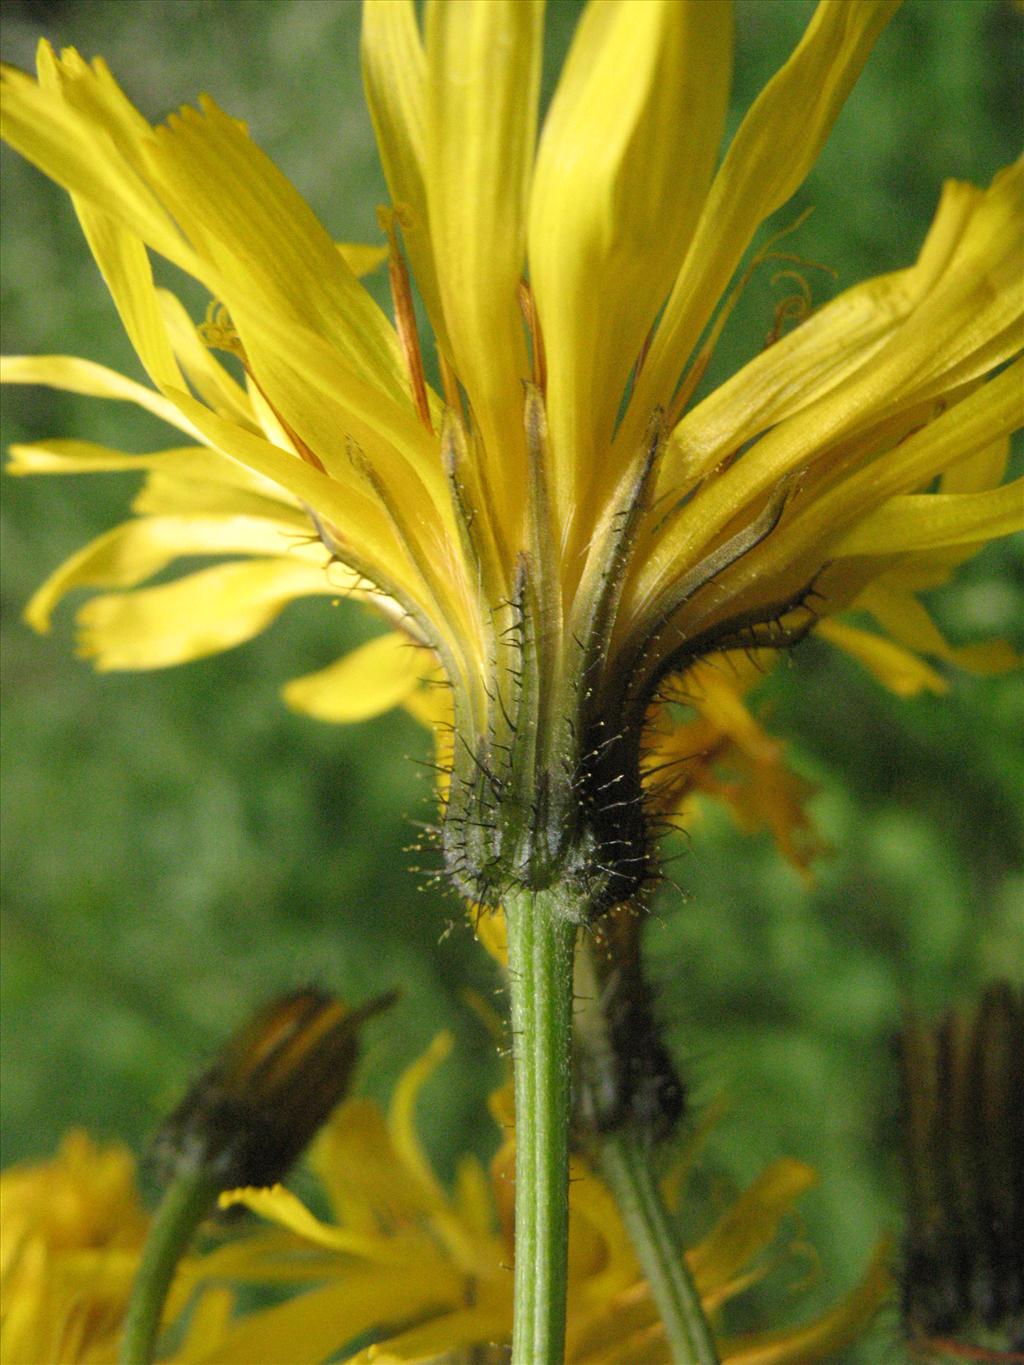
2, 1, 1021, 904
0, 1131, 242, 1365
0, 1132, 146, 1364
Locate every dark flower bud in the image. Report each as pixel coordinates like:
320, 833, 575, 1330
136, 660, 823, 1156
898, 982, 1024, 1361
573, 902, 685, 1146
150, 988, 397, 1191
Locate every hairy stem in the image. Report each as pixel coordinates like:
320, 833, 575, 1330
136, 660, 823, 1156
504, 887, 579, 1365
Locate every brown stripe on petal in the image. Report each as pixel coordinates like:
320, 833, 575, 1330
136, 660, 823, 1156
379, 205, 433, 433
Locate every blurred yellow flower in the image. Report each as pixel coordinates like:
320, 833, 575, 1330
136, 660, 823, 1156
2, 0, 1020, 901
1, 1130, 146, 1364
0, 1131, 228, 1365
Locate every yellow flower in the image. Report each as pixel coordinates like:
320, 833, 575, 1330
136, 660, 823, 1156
0, 1131, 229, 1365
0, 1130, 146, 1364
641, 653, 831, 878
170, 1034, 888, 1365
2, 2, 1021, 903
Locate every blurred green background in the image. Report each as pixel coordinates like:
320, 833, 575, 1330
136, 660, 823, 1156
1, 1, 1021, 1360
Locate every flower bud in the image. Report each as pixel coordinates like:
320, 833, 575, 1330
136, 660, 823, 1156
150, 988, 397, 1191
573, 903, 685, 1145
898, 982, 1024, 1360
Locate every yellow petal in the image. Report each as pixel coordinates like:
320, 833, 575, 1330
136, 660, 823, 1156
671, 158, 1021, 512
788, 358, 1024, 564
5, 50, 454, 627
358, 1301, 508, 1362
856, 583, 1019, 676
217, 1185, 403, 1263
645, 670, 827, 877
625, 0, 901, 446
568, 1165, 642, 1305
190, 1270, 460, 1365
529, 0, 731, 522
719, 1238, 892, 1365
0, 49, 198, 276
132, 457, 305, 522
221, 327, 471, 660
6, 438, 303, 526
9, 35, 480, 709
225, 297, 448, 508
26, 515, 328, 633
310, 1098, 439, 1233
815, 619, 948, 696
175, 1286, 235, 1363
142, 95, 407, 402
178, 1225, 304, 1286
74, 558, 343, 670
835, 479, 1024, 558
453, 1155, 493, 1241
387, 1032, 453, 1211
202, 313, 460, 646
473, 908, 508, 968
6, 438, 205, 476
423, 0, 542, 500
562, 1301, 644, 1365
635, 348, 1023, 629
337, 241, 388, 278
150, 206, 458, 619
361, 1, 450, 355
939, 434, 1009, 495
282, 632, 434, 724
150, 384, 426, 611
870, 160, 1023, 405
661, 174, 988, 491
1, 354, 200, 438
403, 675, 454, 731
688, 1157, 817, 1296
678, 659, 771, 755
68, 194, 185, 393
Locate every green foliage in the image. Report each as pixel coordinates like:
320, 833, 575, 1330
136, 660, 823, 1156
2, 2, 1021, 1361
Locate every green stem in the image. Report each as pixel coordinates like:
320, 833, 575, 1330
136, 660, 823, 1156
504, 887, 578, 1365
120, 1167, 220, 1365
598, 1131, 719, 1365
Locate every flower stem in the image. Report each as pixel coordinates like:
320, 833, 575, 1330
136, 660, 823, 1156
504, 887, 578, 1365
119, 1167, 220, 1365
598, 1130, 720, 1365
